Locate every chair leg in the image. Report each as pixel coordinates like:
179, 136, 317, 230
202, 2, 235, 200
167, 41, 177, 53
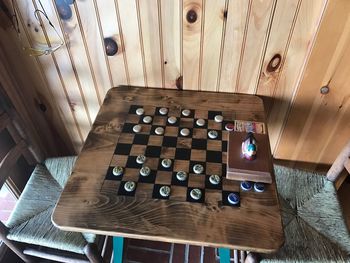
84, 243, 104, 263
218, 248, 230, 263
113, 237, 124, 263
0, 222, 34, 263
245, 252, 261, 263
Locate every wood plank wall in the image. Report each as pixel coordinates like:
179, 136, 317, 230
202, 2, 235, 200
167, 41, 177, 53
1, 0, 338, 164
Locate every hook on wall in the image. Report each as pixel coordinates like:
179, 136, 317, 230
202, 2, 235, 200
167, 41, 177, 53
104, 37, 118, 56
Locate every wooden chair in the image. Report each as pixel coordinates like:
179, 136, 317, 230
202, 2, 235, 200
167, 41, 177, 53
0, 111, 107, 263
246, 140, 350, 262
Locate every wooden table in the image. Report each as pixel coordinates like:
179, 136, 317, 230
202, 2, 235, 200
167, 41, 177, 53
53, 86, 284, 262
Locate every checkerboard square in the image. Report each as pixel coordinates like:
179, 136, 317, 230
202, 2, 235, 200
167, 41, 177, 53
180, 118, 194, 128
134, 183, 153, 198
160, 147, 176, 159
207, 129, 222, 140
162, 136, 177, 147
171, 172, 188, 186
152, 184, 170, 200
194, 110, 208, 119
148, 135, 163, 146
206, 162, 223, 176
177, 138, 192, 149
186, 187, 205, 203
142, 106, 156, 115
222, 139, 228, 151
115, 143, 132, 155
122, 123, 135, 133
153, 116, 167, 126
181, 109, 195, 118
205, 175, 222, 190
157, 159, 174, 171
151, 125, 165, 135
155, 171, 172, 185
188, 174, 205, 188
191, 138, 207, 150
144, 157, 159, 170
145, 146, 161, 157
169, 185, 187, 201
222, 178, 240, 192
194, 119, 208, 129
126, 114, 140, 124
208, 111, 222, 120
138, 170, 156, 184
205, 189, 221, 204
118, 181, 137, 196
155, 107, 169, 116
190, 149, 206, 162
133, 134, 149, 145
140, 115, 154, 125
105, 167, 123, 181
175, 148, 191, 160
139, 125, 152, 134
207, 140, 222, 151
129, 105, 143, 114
189, 161, 206, 175
208, 120, 222, 130
222, 191, 240, 207
166, 117, 179, 126
122, 168, 140, 182
164, 126, 178, 136
110, 155, 128, 167
206, 150, 222, 163
118, 133, 134, 144
192, 128, 207, 139
178, 128, 193, 137
222, 111, 235, 121
126, 156, 143, 168
130, 145, 147, 156
173, 160, 190, 172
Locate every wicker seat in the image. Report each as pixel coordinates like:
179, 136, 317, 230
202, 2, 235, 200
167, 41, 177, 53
6, 157, 99, 255
260, 165, 350, 262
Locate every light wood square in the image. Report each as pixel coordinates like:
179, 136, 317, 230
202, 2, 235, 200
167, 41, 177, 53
206, 162, 223, 175
222, 178, 240, 192
208, 120, 222, 130
165, 126, 178, 136
188, 174, 205, 188
193, 128, 207, 139
177, 138, 192, 149
125, 114, 140, 124
153, 116, 167, 126
144, 157, 159, 170
190, 149, 206, 162
194, 110, 208, 119
148, 135, 163, 146
174, 160, 190, 172
134, 183, 153, 198
111, 155, 128, 167
205, 189, 221, 205
207, 140, 222, 151
130, 145, 147, 156
118, 133, 134, 144
122, 168, 140, 182
180, 118, 193, 128
169, 186, 187, 201
160, 147, 176, 159
155, 171, 172, 185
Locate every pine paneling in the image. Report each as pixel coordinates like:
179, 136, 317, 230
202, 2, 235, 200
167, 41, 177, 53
2, 0, 339, 164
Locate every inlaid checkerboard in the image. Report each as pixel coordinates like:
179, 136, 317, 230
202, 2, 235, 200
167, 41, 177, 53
104, 104, 241, 207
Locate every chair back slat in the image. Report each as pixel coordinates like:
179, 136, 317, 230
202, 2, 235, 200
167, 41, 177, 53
0, 139, 26, 188
326, 140, 350, 187
345, 158, 350, 174
0, 112, 10, 132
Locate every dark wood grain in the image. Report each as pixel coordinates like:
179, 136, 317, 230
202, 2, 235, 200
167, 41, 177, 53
52, 86, 283, 253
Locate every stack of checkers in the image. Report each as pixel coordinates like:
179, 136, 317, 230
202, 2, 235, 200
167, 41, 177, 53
104, 105, 265, 207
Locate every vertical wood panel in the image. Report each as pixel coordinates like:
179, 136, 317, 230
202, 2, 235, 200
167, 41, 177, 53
95, 0, 127, 87
160, 0, 181, 89
200, 0, 226, 92
236, 0, 275, 94
218, 0, 249, 93
74, 0, 112, 99
183, 0, 203, 91
117, 0, 144, 86
8, 0, 84, 150
275, 0, 350, 164
138, 0, 163, 88
256, 0, 300, 98
268, 0, 327, 153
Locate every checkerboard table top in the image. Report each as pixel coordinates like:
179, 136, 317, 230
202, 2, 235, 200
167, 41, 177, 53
53, 86, 284, 253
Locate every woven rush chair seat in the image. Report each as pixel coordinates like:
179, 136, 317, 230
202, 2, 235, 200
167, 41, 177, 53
261, 164, 350, 262
5, 156, 98, 255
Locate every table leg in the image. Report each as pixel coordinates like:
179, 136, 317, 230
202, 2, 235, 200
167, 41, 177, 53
113, 236, 124, 263
219, 248, 231, 263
